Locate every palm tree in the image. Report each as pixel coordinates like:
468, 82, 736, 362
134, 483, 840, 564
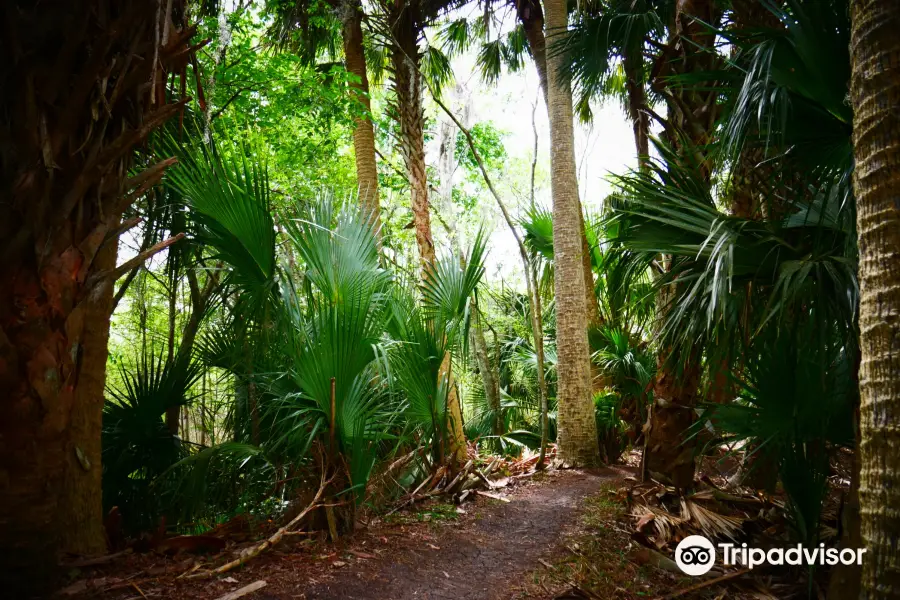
167, 134, 487, 524
610, 0, 860, 536
378, 0, 470, 465
542, 0, 600, 466
0, 0, 190, 593
342, 0, 382, 231
387, 0, 434, 266
850, 0, 900, 596
269, 0, 381, 232
560, 0, 669, 169
634, 0, 722, 487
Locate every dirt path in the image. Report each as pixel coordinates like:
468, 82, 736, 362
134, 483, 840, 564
67, 468, 630, 600
299, 468, 622, 600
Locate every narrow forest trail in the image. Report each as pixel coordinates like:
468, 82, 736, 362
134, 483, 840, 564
294, 468, 625, 600
73, 468, 634, 600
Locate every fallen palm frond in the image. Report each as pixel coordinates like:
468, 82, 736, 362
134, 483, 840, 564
382, 446, 551, 516
679, 498, 744, 541
629, 504, 684, 542
185, 468, 335, 579
625, 478, 761, 550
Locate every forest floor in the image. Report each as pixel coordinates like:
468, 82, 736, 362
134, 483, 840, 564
62, 464, 681, 600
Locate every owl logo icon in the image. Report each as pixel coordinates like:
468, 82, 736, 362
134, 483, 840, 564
675, 535, 716, 576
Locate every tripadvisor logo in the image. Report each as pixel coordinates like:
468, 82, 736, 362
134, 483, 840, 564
675, 535, 716, 575
674, 535, 867, 576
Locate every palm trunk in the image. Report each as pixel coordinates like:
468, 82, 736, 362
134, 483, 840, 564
519, 1, 602, 333
542, 0, 600, 467
390, 2, 466, 466
642, 0, 721, 486
532, 262, 551, 467
0, 1, 187, 593
623, 47, 650, 171
341, 0, 381, 236
472, 303, 502, 435
391, 4, 434, 268
643, 347, 701, 487
850, 1, 900, 596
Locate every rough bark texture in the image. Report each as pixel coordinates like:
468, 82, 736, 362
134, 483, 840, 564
390, 2, 434, 268
643, 347, 701, 487
623, 48, 650, 171
472, 304, 502, 435
389, 1, 466, 465
580, 213, 602, 332
850, 1, 900, 597
651, 0, 722, 182
0, 1, 189, 594
642, 0, 721, 486
542, 0, 600, 467
520, 1, 601, 336
342, 0, 381, 235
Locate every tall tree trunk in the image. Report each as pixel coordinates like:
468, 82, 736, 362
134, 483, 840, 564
623, 48, 650, 171
642, 0, 721, 486
341, 0, 381, 235
533, 262, 551, 468
643, 348, 701, 487
391, 4, 434, 268
0, 1, 188, 594
517, 1, 602, 332
390, 1, 466, 466
472, 302, 502, 435
542, 0, 600, 466
850, 0, 900, 596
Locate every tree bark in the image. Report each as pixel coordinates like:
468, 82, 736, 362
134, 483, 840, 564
850, 0, 900, 596
642, 0, 721, 486
542, 0, 600, 467
472, 302, 502, 435
341, 0, 381, 237
391, 3, 434, 268
0, 1, 188, 593
519, 1, 602, 333
623, 47, 650, 171
390, 1, 466, 466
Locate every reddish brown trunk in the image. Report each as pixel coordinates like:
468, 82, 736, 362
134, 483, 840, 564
391, 3, 434, 268
643, 348, 701, 488
642, 0, 722, 487
342, 0, 381, 236
0, 1, 190, 593
389, 1, 465, 466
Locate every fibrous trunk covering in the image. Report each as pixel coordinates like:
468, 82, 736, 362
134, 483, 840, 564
542, 0, 599, 466
341, 0, 381, 236
390, 1, 466, 466
391, 2, 434, 268
0, 1, 190, 593
642, 0, 721, 486
850, 0, 900, 597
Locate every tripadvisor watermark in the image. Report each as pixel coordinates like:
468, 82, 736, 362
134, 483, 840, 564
674, 535, 866, 576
